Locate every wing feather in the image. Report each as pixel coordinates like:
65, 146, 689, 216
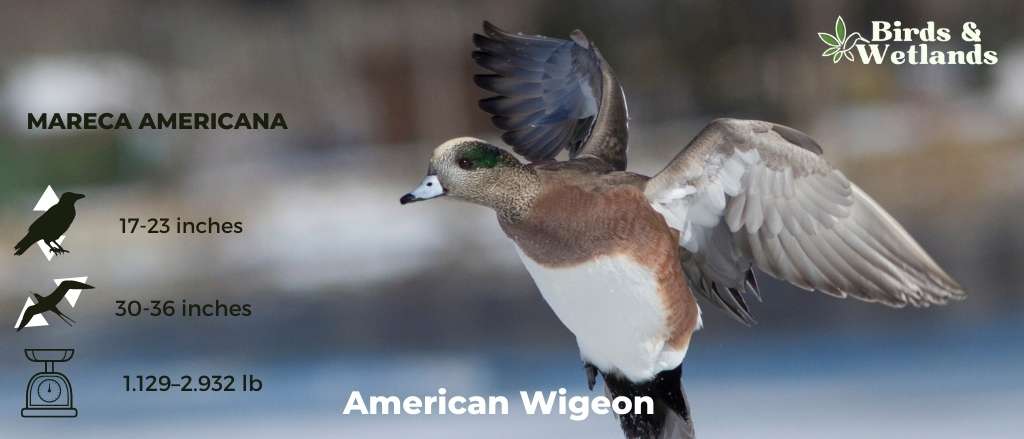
646, 118, 965, 317
473, 21, 629, 169
725, 192, 746, 232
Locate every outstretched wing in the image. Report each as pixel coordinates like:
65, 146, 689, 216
646, 118, 965, 315
53, 280, 93, 298
16, 304, 42, 331
472, 21, 629, 170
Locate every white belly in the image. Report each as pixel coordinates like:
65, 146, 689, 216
515, 247, 688, 382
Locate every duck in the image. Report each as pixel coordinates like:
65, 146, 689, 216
400, 21, 966, 439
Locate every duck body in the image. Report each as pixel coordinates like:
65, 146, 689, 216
499, 163, 700, 382
401, 21, 966, 439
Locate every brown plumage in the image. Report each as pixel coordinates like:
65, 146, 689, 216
500, 164, 699, 351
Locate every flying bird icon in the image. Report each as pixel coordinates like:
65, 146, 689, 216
15, 281, 94, 331
13, 192, 84, 256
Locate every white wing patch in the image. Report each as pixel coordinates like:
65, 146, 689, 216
648, 148, 760, 253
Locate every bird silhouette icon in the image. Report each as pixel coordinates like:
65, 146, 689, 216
13, 192, 84, 256
16, 280, 94, 331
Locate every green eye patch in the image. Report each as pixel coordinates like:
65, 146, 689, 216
463, 145, 501, 168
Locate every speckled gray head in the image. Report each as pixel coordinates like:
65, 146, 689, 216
399, 137, 523, 206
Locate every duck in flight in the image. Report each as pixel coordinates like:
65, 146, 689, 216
400, 22, 966, 439
16, 280, 94, 331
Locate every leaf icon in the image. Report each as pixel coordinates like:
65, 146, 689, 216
819, 32, 839, 46
820, 16, 862, 62
835, 16, 847, 43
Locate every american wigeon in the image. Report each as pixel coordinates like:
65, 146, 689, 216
401, 22, 965, 439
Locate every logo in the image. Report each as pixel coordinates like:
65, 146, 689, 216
819, 17, 865, 63
819, 16, 998, 65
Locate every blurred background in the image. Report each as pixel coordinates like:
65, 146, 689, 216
1, 0, 1022, 437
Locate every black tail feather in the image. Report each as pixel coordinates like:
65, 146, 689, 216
603, 366, 695, 439
13, 234, 34, 255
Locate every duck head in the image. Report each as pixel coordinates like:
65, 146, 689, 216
400, 137, 537, 218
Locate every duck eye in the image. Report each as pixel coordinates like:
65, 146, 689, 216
457, 158, 474, 170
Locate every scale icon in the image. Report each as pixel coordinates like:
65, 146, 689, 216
21, 349, 77, 418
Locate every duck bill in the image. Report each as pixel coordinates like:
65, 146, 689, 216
400, 175, 446, 205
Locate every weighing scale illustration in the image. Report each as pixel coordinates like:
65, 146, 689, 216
21, 349, 77, 418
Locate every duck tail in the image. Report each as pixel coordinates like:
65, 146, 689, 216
602, 365, 695, 439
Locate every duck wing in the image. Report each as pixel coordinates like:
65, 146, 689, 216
472, 21, 629, 170
645, 118, 965, 321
